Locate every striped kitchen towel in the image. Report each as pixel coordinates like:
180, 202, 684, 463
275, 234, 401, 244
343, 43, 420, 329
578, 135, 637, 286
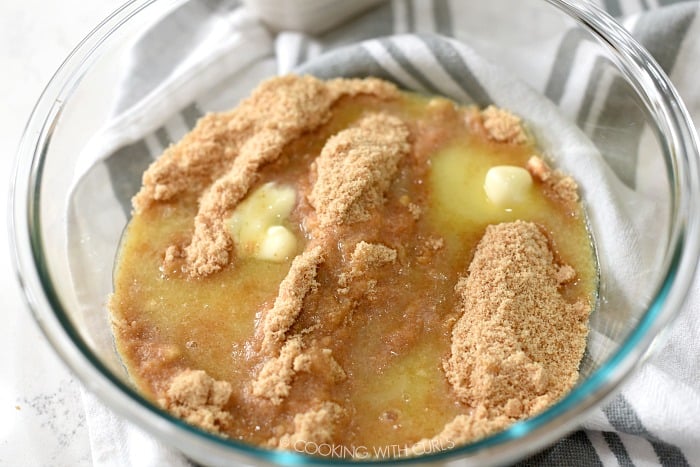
70, 1, 700, 466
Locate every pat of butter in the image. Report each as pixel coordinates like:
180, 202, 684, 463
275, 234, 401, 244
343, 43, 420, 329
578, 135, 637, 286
484, 165, 532, 207
257, 226, 298, 262
227, 183, 298, 262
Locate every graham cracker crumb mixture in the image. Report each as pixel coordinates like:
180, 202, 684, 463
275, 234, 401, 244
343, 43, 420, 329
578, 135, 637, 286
480, 105, 528, 144
527, 155, 579, 205
350, 241, 397, 271
259, 246, 324, 354
407, 202, 422, 220
252, 335, 304, 405
423, 220, 588, 447
411, 407, 508, 454
110, 74, 596, 458
309, 113, 411, 228
159, 369, 233, 434
425, 236, 444, 251
253, 335, 348, 406
134, 75, 399, 277
274, 401, 346, 448
338, 241, 397, 294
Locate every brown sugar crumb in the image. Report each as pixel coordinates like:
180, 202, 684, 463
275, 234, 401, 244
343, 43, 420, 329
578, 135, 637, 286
136, 75, 399, 278
441, 221, 589, 436
350, 241, 397, 268
326, 76, 400, 101
133, 75, 334, 213
412, 406, 510, 453
293, 347, 347, 383
159, 369, 233, 434
185, 217, 232, 277
253, 341, 345, 406
274, 401, 345, 448
398, 195, 421, 220
365, 279, 378, 300
425, 236, 444, 251
132, 113, 241, 212
261, 246, 324, 353
527, 155, 579, 204
162, 244, 183, 274
252, 335, 304, 405
407, 202, 422, 220
309, 113, 411, 228
415, 236, 445, 265
338, 241, 397, 293
111, 74, 597, 456
481, 106, 528, 144
556, 264, 577, 285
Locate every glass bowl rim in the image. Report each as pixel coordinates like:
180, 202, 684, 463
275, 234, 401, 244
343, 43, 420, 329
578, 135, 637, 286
10, 0, 700, 464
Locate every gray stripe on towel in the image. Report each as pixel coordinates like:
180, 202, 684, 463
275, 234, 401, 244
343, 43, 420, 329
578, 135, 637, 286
585, 2, 696, 188
516, 431, 604, 467
418, 35, 491, 105
401, 0, 415, 32
104, 140, 154, 216
658, 0, 695, 5
604, 394, 691, 467
433, 0, 453, 36
114, 0, 240, 114
575, 57, 608, 132
318, 1, 394, 51
297, 43, 404, 83
155, 127, 170, 150
584, 72, 642, 188
381, 38, 444, 94
544, 28, 590, 104
603, 0, 623, 17
602, 431, 635, 467
633, 2, 696, 72
181, 102, 204, 129
298, 36, 310, 66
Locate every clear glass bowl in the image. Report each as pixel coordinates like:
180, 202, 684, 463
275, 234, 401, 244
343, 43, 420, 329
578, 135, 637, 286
11, 0, 700, 465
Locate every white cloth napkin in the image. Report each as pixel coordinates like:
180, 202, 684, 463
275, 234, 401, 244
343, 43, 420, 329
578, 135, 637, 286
70, 1, 700, 465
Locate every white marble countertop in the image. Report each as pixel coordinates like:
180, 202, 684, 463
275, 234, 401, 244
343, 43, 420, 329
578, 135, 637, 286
0, 2, 122, 465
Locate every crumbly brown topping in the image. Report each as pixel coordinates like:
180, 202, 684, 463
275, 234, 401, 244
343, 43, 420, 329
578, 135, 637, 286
132, 113, 240, 212
556, 264, 577, 285
135, 75, 399, 278
350, 241, 397, 269
443, 221, 588, 426
260, 246, 324, 354
337, 241, 397, 293
252, 335, 304, 405
526, 155, 579, 204
424, 236, 444, 251
412, 406, 510, 453
407, 202, 422, 220
275, 401, 345, 448
116, 75, 594, 456
293, 348, 347, 383
159, 369, 233, 434
309, 113, 411, 228
252, 337, 347, 407
481, 106, 528, 144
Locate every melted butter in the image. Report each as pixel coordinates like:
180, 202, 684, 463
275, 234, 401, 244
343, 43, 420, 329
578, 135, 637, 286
110, 89, 597, 452
349, 337, 459, 447
227, 182, 298, 262
428, 135, 596, 305
111, 202, 291, 396
429, 143, 548, 231
484, 165, 533, 207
